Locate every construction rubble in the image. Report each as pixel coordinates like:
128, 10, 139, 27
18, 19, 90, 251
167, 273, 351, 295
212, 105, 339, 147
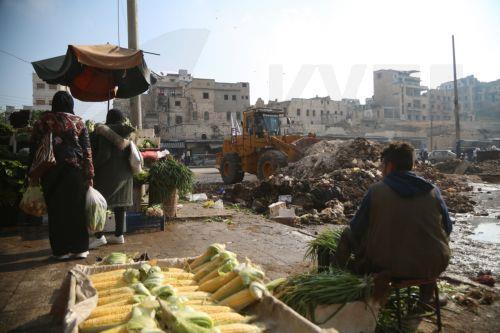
222, 138, 476, 224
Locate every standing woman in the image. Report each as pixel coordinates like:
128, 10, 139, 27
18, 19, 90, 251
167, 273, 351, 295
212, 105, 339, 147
90, 109, 134, 248
30, 91, 94, 260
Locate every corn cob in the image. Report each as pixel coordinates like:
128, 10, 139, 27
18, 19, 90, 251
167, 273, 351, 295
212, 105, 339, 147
162, 271, 194, 280
97, 292, 134, 306
176, 285, 199, 292
90, 269, 126, 280
79, 311, 130, 333
186, 299, 216, 305
211, 276, 245, 301
97, 286, 133, 298
162, 278, 197, 286
192, 260, 212, 274
198, 271, 237, 293
218, 282, 266, 311
177, 291, 211, 300
194, 252, 235, 281
93, 280, 128, 291
189, 243, 226, 269
98, 298, 137, 308
216, 323, 263, 333
99, 324, 128, 333
209, 312, 247, 326
190, 305, 234, 313
87, 304, 133, 319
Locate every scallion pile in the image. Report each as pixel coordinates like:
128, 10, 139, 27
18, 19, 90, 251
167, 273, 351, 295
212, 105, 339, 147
276, 268, 374, 319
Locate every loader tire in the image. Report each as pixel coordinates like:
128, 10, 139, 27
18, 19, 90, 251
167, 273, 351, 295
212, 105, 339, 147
257, 150, 288, 180
220, 153, 244, 184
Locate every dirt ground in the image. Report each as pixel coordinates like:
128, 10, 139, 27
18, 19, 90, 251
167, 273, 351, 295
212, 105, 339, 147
0, 169, 498, 333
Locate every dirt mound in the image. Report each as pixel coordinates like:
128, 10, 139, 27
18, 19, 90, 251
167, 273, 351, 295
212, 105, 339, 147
465, 160, 500, 175
284, 138, 382, 179
222, 138, 475, 223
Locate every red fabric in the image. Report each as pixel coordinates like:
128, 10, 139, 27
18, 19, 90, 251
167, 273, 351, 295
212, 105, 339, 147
69, 66, 116, 102
141, 151, 158, 161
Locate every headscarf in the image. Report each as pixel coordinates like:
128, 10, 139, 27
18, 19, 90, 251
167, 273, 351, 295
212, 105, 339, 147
105, 108, 126, 125
51, 91, 74, 114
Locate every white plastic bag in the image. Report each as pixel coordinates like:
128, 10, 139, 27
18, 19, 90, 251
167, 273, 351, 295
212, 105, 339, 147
129, 140, 143, 174
19, 186, 47, 217
85, 187, 108, 232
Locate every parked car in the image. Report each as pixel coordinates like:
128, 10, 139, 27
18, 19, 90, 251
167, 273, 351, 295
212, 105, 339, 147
428, 150, 457, 164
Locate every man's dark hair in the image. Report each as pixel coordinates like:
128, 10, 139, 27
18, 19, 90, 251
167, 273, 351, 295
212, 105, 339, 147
51, 91, 74, 114
381, 141, 415, 171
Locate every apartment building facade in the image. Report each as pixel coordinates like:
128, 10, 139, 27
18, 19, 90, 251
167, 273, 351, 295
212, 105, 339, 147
373, 69, 429, 122
114, 70, 250, 141
32, 73, 68, 110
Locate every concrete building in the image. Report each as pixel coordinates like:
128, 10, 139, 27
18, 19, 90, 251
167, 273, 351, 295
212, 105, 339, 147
373, 69, 428, 122
32, 73, 68, 110
113, 70, 250, 151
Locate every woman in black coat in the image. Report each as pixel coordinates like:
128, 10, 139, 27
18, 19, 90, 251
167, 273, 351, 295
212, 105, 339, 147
89, 109, 135, 248
30, 91, 93, 259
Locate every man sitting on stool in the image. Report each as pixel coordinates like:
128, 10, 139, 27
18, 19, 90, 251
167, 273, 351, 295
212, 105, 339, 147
332, 141, 452, 302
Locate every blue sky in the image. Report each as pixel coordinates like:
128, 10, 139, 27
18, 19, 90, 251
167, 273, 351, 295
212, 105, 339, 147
1, 0, 499, 121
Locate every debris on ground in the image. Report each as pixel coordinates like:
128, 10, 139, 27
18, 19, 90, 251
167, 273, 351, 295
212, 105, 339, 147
465, 160, 500, 175
220, 138, 476, 224
472, 270, 496, 287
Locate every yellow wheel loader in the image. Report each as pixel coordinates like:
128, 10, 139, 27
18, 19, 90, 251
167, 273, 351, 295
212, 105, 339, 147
216, 107, 319, 184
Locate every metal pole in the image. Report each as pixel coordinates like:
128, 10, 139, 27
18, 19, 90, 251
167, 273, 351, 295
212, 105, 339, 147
430, 113, 433, 150
127, 0, 142, 129
452, 35, 460, 155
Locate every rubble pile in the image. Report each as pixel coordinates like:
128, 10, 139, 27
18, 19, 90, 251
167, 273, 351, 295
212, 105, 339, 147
414, 162, 475, 213
465, 160, 500, 175
222, 138, 476, 224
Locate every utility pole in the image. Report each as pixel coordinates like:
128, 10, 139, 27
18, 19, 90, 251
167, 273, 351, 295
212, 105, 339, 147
127, 0, 142, 129
452, 35, 461, 155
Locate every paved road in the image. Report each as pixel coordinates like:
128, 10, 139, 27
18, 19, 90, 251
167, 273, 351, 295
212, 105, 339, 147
192, 167, 257, 184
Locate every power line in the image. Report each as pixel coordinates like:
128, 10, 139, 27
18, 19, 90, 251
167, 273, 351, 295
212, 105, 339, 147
0, 49, 30, 64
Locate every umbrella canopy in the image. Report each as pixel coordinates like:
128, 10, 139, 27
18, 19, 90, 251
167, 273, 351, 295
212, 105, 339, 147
32, 44, 153, 102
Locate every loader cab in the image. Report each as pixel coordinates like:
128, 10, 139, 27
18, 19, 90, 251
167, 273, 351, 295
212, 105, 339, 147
244, 108, 283, 138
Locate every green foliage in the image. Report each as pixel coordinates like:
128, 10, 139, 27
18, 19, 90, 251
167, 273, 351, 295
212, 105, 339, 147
304, 228, 342, 262
276, 268, 373, 321
85, 119, 95, 133
0, 120, 14, 136
149, 158, 194, 203
0, 159, 27, 206
133, 170, 150, 185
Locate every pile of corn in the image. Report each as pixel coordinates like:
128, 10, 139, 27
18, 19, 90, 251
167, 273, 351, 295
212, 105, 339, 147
79, 244, 267, 333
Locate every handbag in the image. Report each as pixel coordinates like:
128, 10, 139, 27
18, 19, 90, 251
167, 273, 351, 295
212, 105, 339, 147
29, 131, 56, 179
129, 140, 143, 174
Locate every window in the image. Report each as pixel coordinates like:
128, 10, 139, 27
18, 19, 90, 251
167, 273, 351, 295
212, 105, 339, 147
407, 102, 412, 107
226, 112, 231, 122
49, 84, 57, 90
296, 109, 301, 116
201, 134, 207, 140
340, 111, 343, 115
192, 111, 198, 120
175, 100, 181, 106
236, 112, 241, 121
241, 96, 244, 99
224, 95, 228, 100
204, 111, 209, 120
175, 116, 183, 124
321, 110, 324, 115
170, 79, 175, 82
36, 99, 45, 105
242, 83, 247, 87
203, 92, 209, 99
306, 109, 310, 116
36, 83, 45, 89
312, 110, 316, 116
377, 73, 382, 79
334, 111, 338, 115
48, 100, 52, 105
232, 95, 236, 101
327, 111, 330, 115
245, 96, 249, 100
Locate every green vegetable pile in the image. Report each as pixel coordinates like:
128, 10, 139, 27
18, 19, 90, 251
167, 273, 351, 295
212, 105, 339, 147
141, 139, 158, 149
275, 268, 374, 322
304, 228, 342, 265
149, 158, 194, 203
133, 170, 150, 185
